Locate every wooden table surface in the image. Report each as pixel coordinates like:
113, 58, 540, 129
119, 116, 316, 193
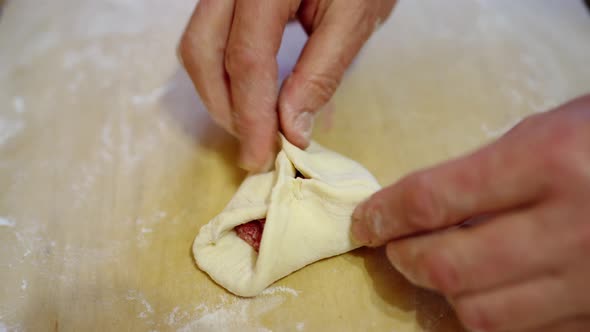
1, 1, 589, 331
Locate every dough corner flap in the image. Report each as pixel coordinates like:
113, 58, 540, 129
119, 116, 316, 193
192, 137, 381, 297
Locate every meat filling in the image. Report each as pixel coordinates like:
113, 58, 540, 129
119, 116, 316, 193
234, 219, 266, 252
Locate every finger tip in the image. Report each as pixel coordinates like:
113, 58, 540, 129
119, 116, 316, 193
350, 220, 369, 246
238, 148, 261, 172
238, 141, 275, 173
286, 112, 315, 148
238, 154, 272, 173
260, 155, 274, 172
352, 199, 364, 216
284, 132, 311, 150
279, 90, 315, 148
351, 198, 388, 247
350, 208, 371, 246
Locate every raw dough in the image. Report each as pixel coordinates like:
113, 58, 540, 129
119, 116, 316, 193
193, 136, 381, 297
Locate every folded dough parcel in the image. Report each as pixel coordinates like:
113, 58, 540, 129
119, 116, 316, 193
193, 136, 381, 297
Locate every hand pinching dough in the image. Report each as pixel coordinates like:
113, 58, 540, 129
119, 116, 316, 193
193, 136, 380, 297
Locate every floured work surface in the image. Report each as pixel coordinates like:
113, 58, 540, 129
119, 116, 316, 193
1, 0, 589, 331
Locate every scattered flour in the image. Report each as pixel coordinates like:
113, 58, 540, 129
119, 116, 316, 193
20, 280, 27, 291
260, 286, 300, 297
62, 44, 118, 70
166, 306, 190, 326
0, 217, 15, 227
0, 119, 23, 146
177, 298, 272, 332
176, 287, 300, 332
296, 322, 305, 331
131, 83, 172, 106
126, 290, 154, 319
0, 321, 7, 332
12, 97, 25, 113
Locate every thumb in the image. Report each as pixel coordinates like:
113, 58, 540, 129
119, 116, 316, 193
351, 128, 549, 247
279, 1, 378, 148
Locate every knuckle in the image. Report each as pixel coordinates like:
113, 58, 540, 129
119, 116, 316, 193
232, 110, 275, 138
302, 73, 340, 105
400, 173, 443, 230
224, 45, 268, 77
179, 31, 205, 65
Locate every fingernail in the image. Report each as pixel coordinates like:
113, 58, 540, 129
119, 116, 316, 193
238, 146, 274, 173
351, 201, 370, 245
260, 155, 274, 172
238, 145, 260, 172
238, 156, 257, 172
352, 199, 366, 221
369, 208, 384, 238
351, 219, 370, 246
293, 111, 314, 144
352, 201, 387, 247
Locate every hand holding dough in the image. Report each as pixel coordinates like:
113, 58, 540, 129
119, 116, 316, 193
193, 136, 380, 297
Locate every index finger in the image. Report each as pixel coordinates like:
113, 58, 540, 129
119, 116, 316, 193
224, 0, 299, 171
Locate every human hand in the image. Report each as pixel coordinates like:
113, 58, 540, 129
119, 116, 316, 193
352, 94, 590, 331
179, 0, 397, 171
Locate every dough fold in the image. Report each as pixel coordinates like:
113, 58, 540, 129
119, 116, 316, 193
193, 136, 380, 297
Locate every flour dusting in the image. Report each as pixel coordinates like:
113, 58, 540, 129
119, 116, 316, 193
131, 83, 173, 106
166, 306, 190, 326
296, 322, 305, 331
0, 119, 23, 146
126, 290, 154, 319
0, 217, 15, 227
62, 44, 118, 71
12, 97, 25, 113
0, 321, 7, 332
260, 286, 300, 297
176, 288, 299, 332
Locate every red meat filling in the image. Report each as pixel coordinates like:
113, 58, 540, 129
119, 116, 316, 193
234, 219, 266, 252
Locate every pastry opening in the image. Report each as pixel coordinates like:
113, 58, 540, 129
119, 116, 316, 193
295, 169, 306, 179
234, 219, 266, 252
